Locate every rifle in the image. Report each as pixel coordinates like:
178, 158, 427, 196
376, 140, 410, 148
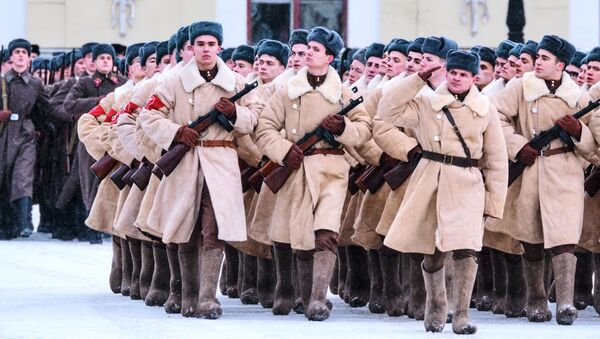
584, 166, 600, 197
131, 158, 153, 190
70, 49, 75, 79
383, 151, 422, 190
508, 99, 600, 186
347, 164, 366, 194
60, 53, 66, 81
355, 154, 400, 194
110, 164, 130, 190
153, 81, 259, 177
122, 159, 140, 187
259, 96, 364, 194
0, 45, 7, 134
90, 152, 118, 180
239, 159, 260, 193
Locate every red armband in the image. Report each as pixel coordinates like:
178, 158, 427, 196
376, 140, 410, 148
88, 104, 106, 118
104, 109, 118, 123
145, 95, 166, 111
123, 102, 139, 115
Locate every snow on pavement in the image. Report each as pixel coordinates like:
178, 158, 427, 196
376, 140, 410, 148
1, 234, 600, 339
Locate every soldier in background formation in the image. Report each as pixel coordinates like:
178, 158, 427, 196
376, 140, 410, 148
4, 21, 600, 334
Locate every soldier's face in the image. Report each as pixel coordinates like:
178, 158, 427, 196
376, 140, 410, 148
348, 60, 365, 84
10, 48, 30, 70
446, 68, 476, 94
128, 58, 144, 79
95, 54, 113, 74
365, 56, 382, 82
74, 59, 86, 76
577, 64, 587, 86
225, 59, 235, 70
421, 53, 445, 78
179, 41, 194, 63
494, 57, 507, 79
475, 61, 494, 88
565, 64, 580, 83
233, 60, 253, 77
535, 49, 564, 80
193, 35, 221, 68
586, 61, 600, 86
502, 55, 518, 80
405, 51, 423, 75
258, 54, 285, 84
84, 53, 95, 73
2, 60, 13, 73
306, 41, 333, 70
379, 52, 388, 75
387, 51, 406, 78
518, 54, 535, 75
253, 56, 260, 72
157, 55, 171, 72
289, 44, 308, 71
143, 54, 157, 77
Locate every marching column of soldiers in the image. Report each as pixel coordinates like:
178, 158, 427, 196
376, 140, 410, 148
2, 20, 600, 334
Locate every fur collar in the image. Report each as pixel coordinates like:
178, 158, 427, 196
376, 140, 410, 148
381, 73, 407, 96
245, 72, 262, 85
273, 68, 297, 89
350, 75, 368, 96
368, 74, 384, 90
522, 71, 581, 108
179, 57, 236, 93
287, 66, 342, 103
481, 78, 505, 96
430, 82, 490, 117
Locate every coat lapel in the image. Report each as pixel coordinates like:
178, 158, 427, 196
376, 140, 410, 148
430, 82, 489, 117
287, 66, 342, 104
522, 71, 582, 108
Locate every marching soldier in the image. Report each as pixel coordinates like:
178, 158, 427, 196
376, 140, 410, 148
482, 40, 516, 96
472, 46, 495, 91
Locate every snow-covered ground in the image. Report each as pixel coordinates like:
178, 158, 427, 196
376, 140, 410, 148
1, 233, 600, 339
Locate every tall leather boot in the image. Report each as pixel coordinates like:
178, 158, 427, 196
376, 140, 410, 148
504, 254, 526, 318
257, 256, 276, 308
422, 265, 448, 332
409, 255, 426, 320
345, 245, 370, 307
179, 249, 200, 317
13, 197, 33, 238
272, 244, 295, 315
545, 252, 555, 302
452, 257, 478, 335
164, 245, 182, 314
145, 242, 170, 306
109, 235, 122, 294
445, 256, 456, 322
573, 252, 593, 310
592, 253, 600, 315
400, 253, 410, 315
292, 254, 304, 313
523, 258, 552, 322
120, 239, 133, 296
196, 248, 224, 319
224, 243, 239, 298
552, 253, 578, 325
306, 251, 337, 321
368, 250, 386, 313
237, 253, 244, 297
140, 241, 155, 300
296, 254, 314, 315
330, 256, 339, 295
336, 246, 348, 301
379, 249, 403, 316
240, 254, 259, 304
129, 239, 142, 300
219, 260, 227, 296
489, 249, 506, 314
475, 247, 493, 311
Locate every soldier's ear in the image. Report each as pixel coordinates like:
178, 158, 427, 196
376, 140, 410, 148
217, 46, 222, 54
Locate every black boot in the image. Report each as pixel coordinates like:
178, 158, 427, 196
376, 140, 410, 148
574, 252, 593, 310
0, 201, 18, 240
368, 250, 386, 313
345, 245, 370, 307
257, 256, 276, 308
13, 197, 33, 238
336, 246, 348, 301
240, 254, 259, 304
489, 249, 507, 314
272, 244, 295, 315
224, 243, 239, 298
379, 248, 404, 316
475, 247, 494, 311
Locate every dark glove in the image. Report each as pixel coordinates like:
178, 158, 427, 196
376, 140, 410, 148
517, 144, 538, 166
283, 144, 304, 169
407, 145, 422, 160
215, 97, 236, 121
0, 110, 11, 122
321, 114, 345, 135
174, 125, 199, 148
556, 115, 582, 140
418, 65, 442, 81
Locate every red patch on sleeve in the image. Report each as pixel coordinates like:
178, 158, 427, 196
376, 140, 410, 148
104, 109, 118, 123
88, 104, 105, 117
145, 95, 166, 111
123, 102, 139, 115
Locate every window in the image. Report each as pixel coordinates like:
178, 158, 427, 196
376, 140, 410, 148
247, 0, 346, 45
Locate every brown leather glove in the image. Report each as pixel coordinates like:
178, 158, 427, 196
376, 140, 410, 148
321, 114, 345, 135
556, 115, 582, 140
0, 110, 11, 122
517, 144, 538, 166
418, 65, 442, 81
407, 145, 422, 160
174, 125, 199, 148
215, 97, 236, 121
283, 144, 304, 169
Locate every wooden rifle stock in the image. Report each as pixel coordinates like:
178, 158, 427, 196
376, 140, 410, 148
91, 153, 118, 180
355, 154, 400, 194
585, 166, 600, 197
383, 152, 422, 190
110, 165, 130, 190
131, 158, 153, 190
154, 81, 259, 178
239, 159, 259, 193
347, 164, 366, 194
122, 160, 140, 187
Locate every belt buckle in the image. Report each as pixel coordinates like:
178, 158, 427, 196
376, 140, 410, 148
197, 139, 203, 147
10, 113, 19, 121
539, 145, 550, 158
442, 154, 454, 165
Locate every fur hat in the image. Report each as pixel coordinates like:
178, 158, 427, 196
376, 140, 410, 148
307, 26, 344, 56
495, 40, 516, 60
219, 47, 235, 62
81, 42, 99, 56
125, 43, 145, 66
537, 35, 576, 65
232, 45, 255, 65
352, 48, 367, 65
188, 21, 223, 46
32, 57, 50, 71
408, 37, 425, 54
445, 50, 480, 75
257, 40, 290, 66
92, 44, 116, 61
585, 47, 600, 64
570, 51, 587, 68
509, 43, 524, 58
8, 38, 32, 56
520, 40, 539, 59
472, 46, 495, 66
387, 38, 411, 56
422, 36, 458, 59
111, 43, 127, 56
156, 41, 169, 64
140, 41, 159, 67
289, 29, 309, 47
365, 42, 385, 60
168, 34, 177, 55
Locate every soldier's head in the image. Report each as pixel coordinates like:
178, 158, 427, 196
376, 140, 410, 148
232, 45, 255, 78
503, 43, 522, 79
92, 44, 116, 75
421, 36, 458, 82
535, 35, 575, 81
364, 43, 385, 83
348, 48, 366, 85
472, 46, 495, 89
406, 38, 425, 75
189, 21, 223, 69
306, 27, 343, 73
288, 29, 309, 71
125, 43, 145, 81
386, 38, 410, 78
585, 47, 600, 86
445, 50, 479, 94
578, 58, 588, 87
257, 40, 288, 84
168, 33, 177, 65
31, 44, 40, 60
219, 47, 235, 70
494, 40, 515, 80
176, 26, 194, 63
8, 38, 32, 72
81, 42, 99, 74
566, 50, 585, 84
140, 41, 159, 78
70, 49, 86, 77
156, 41, 171, 73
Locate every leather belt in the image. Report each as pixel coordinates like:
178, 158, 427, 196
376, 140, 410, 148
194, 140, 235, 148
305, 148, 345, 156
539, 146, 573, 157
422, 150, 480, 168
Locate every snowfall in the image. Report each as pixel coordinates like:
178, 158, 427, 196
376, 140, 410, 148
1, 210, 600, 339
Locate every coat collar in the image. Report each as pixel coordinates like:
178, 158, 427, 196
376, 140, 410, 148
522, 71, 582, 108
367, 74, 383, 90
350, 75, 368, 96
5, 68, 31, 84
287, 66, 342, 104
272, 68, 297, 89
179, 57, 236, 93
430, 82, 490, 117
